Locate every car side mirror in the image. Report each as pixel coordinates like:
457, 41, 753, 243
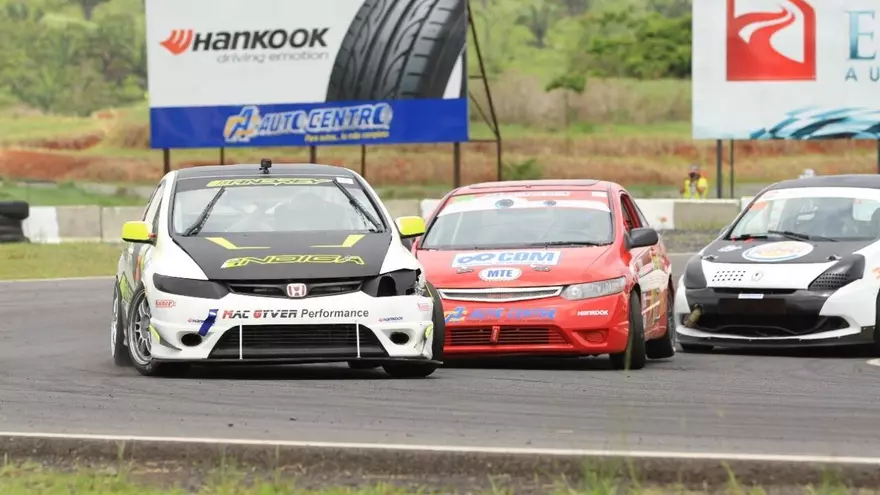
121, 221, 155, 244
628, 227, 659, 249
395, 216, 426, 239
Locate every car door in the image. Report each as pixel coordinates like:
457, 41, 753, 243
121, 180, 166, 308
620, 192, 662, 336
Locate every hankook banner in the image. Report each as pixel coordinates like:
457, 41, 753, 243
145, 0, 468, 148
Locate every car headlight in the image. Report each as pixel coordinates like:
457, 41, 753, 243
362, 269, 425, 297
153, 273, 229, 299
682, 255, 707, 289
561, 277, 626, 300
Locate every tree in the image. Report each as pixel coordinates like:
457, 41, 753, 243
551, 0, 591, 17
515, 3, 558, 48
646, 0, 691, 17
545, 72, 586, 153
68, 0, 110, 21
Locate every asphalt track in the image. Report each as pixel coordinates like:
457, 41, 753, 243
2, 253, 880, 458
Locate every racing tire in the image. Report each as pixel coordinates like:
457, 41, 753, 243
610, 291, 647, 370
0, 201, 29, 221
126, 287, 188, 377
0, 233, 27, 244
325, 0, 467, 101
0, 215, 19, 228
645, 288, 676, 360
382, 281, 445, 378
111, 282, 131, 367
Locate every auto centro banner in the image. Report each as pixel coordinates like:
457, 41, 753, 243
692, 0, 880, 140
145, 0, 468, 149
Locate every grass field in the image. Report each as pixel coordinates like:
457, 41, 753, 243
2, 77, 877, 196
0, 461, 855, 495
0, 181, 143, 206
0, 242, 119, 280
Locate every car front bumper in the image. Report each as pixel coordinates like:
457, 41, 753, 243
144, 290, 437, 364
673, 276, 878, 348
439, 291, 631, 358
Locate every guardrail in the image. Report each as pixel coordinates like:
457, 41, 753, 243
20, 198, 757, 243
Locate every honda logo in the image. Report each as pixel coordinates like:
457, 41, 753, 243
286, 283, 308, 298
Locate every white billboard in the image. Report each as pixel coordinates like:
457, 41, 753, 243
693, 0, 880, 139
144, 0, 468, 148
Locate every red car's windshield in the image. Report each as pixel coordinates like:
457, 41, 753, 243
420, 190, 614, 250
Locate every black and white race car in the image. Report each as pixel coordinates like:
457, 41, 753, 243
111, 160, 445, 377
675, 175, 880, 352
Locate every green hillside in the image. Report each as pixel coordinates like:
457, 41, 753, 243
0, 0, 691, 120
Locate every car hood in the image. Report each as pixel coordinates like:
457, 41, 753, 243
416, 246, 613, 288
172, 231, 392, 281
702, 238, 874, 264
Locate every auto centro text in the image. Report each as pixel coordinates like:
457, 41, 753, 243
847, 10, 880, 82
221, 309, 370, 319
223, 104, 393, 144
452, 250, 561, 268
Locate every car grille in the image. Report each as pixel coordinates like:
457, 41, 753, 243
688, 314, 849, 338
710, 270, 747, 283
438, 287, 562, 302
223, 278, 363, 299
445, 326, 568, 347
209, 324, 387, 359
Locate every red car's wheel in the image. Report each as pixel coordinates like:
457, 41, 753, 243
610, 291, 647, 370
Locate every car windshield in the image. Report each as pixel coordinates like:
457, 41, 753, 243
728, 186, 880, 242
420, 191, 613, 249
170, 176, 385, 235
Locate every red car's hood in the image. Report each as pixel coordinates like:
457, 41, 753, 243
416, 246, 614, 288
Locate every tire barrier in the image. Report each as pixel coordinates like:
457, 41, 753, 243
0, 201, 30, 244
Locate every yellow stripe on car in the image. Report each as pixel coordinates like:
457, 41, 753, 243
205, 237, 268, 250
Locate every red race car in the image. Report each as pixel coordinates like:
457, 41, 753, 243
413, 179, 676, 370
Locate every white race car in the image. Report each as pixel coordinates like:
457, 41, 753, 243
675, 175, 880, 352
111, 160, 445, 377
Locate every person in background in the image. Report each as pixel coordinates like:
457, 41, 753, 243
681, 164, 709, 199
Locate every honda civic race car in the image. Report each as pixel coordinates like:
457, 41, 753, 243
413, 179, 676, 370
111, 160, 445, 378
675, 174, 880, 352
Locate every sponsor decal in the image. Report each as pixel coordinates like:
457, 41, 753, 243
873, 267, 880, 279
425, 324, 434, 338
452, 250, 561, 268
717, 245, 742, 252
741, 241, 814, 262
221, 254, 364, 268
221, 309, 370, 319
160, 27, 331, 59
418, 301, 431, 311
726, 0, 816, 82
155, 299, 175, 308
197, 309, 218, 336
223, 103, 393, 144
578, 309, 609, 316
379, 316, 403, 322
336, 177, 354, 184
444, 306, 556, 323
206, 178, 330, 187
188, 318, 206, 324
478, 267, 522, 282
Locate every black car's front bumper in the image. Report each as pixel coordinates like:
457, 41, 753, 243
676, 287, 877, 348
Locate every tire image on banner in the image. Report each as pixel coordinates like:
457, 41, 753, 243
325, 0, 467, 101
144, 0, 470, 149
